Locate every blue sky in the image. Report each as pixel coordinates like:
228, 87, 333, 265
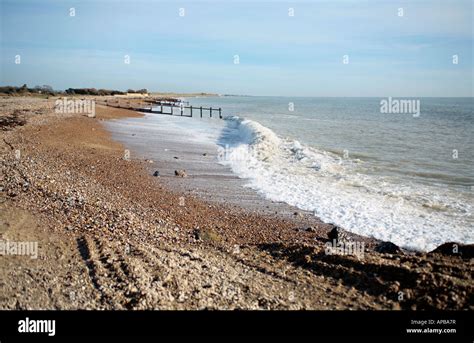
0, 0, 472, 96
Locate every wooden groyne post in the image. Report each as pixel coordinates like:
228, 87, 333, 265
96, 98, 223, 119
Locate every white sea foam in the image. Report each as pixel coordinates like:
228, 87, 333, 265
216, 117, 474, 251
108, 111, 473, 252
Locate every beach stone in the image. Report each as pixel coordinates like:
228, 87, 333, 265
327, 225, 351, 243
430, 242, 474, 259
389, 281, 400, 293
174, 169, 187, 177
153, 170, 160, 177
375, 241, 402, 254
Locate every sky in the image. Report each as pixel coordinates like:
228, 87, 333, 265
0, 0, 472, 96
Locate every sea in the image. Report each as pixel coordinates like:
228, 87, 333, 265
107, 96, 473, 251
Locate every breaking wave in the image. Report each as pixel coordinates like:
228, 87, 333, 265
217, 116, 474, 251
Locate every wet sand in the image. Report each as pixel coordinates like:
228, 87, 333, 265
105, 113, 331, 222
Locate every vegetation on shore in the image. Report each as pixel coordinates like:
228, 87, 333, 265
0, 84, 148, 97
0, 84, 218, 98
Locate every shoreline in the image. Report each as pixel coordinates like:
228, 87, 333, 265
1, 96, 472, 310
105, 111, 356, 244
103, 103, 468, 253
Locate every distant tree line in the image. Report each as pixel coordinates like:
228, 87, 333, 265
127, 89, 148, 94
0, 84, 57, 95
65, 88, 125, 96
65, 88, 148, 95
0, 84, 148, 96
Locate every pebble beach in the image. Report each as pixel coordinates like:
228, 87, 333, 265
1, 96, 472, 310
